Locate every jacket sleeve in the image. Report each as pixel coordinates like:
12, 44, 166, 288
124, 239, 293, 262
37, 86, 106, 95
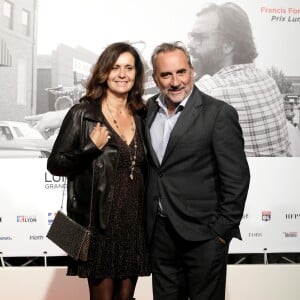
210, 103, 250, 241
47, 104, 102, 177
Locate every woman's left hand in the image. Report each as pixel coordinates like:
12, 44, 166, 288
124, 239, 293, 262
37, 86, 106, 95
90, 123, 111, 149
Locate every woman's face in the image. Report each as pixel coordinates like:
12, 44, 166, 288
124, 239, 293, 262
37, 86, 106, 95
106, 52, 136, 96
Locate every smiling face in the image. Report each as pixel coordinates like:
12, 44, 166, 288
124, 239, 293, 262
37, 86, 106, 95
106, 52, 136, 97
152, 49, 194, 109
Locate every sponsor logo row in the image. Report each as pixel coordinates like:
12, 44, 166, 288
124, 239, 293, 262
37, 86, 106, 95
242, 212, 300, 222
0, 213, 57, 224
1, 232, 298, 242
0, 235, 45, 241
247, 232, 298, 238
0, 212, 299, 224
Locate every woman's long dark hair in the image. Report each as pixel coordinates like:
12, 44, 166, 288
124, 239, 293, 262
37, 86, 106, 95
82, 42, 145, 111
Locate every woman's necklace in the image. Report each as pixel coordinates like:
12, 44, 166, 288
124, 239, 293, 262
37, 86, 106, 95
106, 101, 137, 180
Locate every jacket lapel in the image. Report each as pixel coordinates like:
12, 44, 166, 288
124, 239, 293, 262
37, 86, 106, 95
161, 87, 203, 165
84, 100, 102, 122
145, 95, 161, 167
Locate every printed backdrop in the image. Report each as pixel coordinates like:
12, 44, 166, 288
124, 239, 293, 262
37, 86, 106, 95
0, 158, 299, 256
1, 0, 300, 256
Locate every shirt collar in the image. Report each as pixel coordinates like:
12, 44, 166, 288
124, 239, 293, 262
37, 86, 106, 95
156, 89, 193, 114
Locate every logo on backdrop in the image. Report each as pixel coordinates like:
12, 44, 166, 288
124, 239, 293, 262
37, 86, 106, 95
242, 213, 249, 220
248, 232, 263, 238
16, 215, 37, 223
44, 172, 66, 189
285, 213, 300, 220
262, 210, 271, 221
29, 235, 44, 240
48, 212, 57, 225
283, 232, 298, 238
0, 236, 12, 240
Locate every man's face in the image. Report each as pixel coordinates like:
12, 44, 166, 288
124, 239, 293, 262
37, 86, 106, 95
188, 11, 225, 79
152, 49, 194, 109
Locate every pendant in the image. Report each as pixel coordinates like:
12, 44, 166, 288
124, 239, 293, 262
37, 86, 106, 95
130, 173, 134, 180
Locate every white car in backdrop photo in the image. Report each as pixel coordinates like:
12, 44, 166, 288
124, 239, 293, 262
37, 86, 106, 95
0, 121, 53, 158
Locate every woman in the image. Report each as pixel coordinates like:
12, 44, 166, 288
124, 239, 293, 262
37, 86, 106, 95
47, 42, 150, 300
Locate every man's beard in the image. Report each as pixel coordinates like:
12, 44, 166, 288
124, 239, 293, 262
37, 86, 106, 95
190, 47, 224, 80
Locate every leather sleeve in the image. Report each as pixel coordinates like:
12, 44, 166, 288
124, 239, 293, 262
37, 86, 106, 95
47, 104, 102, 177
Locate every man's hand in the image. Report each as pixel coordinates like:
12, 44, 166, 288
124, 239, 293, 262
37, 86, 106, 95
25, 109, 68, 139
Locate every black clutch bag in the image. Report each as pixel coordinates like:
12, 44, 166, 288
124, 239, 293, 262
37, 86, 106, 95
47, 162, 95, 261
46, 210, 92, 261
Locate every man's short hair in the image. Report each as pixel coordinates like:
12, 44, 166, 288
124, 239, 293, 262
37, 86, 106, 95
151, 41, 192, 73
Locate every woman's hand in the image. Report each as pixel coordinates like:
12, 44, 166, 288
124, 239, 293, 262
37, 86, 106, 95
90, 123, 111, 149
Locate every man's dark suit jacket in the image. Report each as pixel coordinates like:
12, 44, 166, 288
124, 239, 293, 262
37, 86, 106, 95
145, 86, 250, 243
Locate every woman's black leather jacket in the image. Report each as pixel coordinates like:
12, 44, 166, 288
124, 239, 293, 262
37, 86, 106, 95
47, 99, 146, 231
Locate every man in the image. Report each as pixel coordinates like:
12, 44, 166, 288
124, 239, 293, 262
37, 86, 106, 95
188, 2, 290, 157
145, 42, 250, 300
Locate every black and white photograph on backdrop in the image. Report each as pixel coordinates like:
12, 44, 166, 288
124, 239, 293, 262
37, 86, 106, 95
1, 0, 300, 157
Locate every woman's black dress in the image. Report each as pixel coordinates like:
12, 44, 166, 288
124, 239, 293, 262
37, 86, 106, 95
67, 122, 150, 279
